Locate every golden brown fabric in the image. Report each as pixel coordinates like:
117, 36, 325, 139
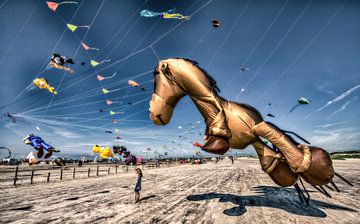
149, 58, 334, 186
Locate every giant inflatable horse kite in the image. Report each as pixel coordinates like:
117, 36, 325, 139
149, 58, 351, 204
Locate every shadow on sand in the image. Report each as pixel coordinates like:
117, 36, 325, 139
186, 186, 356, 217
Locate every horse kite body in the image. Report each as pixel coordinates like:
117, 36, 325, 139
149, 58, 336, 189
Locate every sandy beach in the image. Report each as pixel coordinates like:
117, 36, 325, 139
0, 159, 359, 224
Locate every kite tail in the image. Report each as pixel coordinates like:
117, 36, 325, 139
78, 25, 90, 29
104, 72, 116, 80
59, 1, 78, 5
289, 103, 299, 113
100, 59, 111, 64
48, 87, 57, 95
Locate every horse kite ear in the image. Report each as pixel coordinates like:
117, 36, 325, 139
160, 62, 168, 75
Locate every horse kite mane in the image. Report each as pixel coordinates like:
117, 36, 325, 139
154, 58, 221, 93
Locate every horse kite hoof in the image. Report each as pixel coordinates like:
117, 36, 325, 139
201, 136, 229, 155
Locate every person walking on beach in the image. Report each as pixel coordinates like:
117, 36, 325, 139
134, 168, 142, 203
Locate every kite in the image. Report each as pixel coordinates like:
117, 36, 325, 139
128, 80, 146, 90
128, 80, 140, 87
106, 100, 115, 105
91, 59, 111, 67
92, 145, 115, 159
67, 23, 90, 32
140, 9, 174, 17
51, 53, 74, 65
112, 119, 117, 124
36, 126, 41, 131
49, 53, 75, 73
150, 58, 337, 193
110, 110, 123, 115
105, 130, 113, 133
178, 126, 183, 129
113, 145, 127, 155
193, 142, 202, 148
99, 109, 104, 112
49, 62, 75, 73
3, 112, 16, 123
114, 128, 120, 133
54, 157, 66, 166
33, 78, 57, 95
240, 67, 250, 72
116, 136, 121, 140
140, 9, 189, 20
289, 97, 311, 113
194, 150, 201, 155
267, 113, 275, 118
81, 42, 99, 51
0, 147, 11, 159
26, 152, 40, 165
97, 72, 116, 81
212, 19, 220, 28
46, 1, 77, 12
196, 121, 201, 124
23, 134, 59, 159
102, 88, 110, 94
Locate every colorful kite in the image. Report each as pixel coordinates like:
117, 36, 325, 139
110, 111, 123, 115
33, 78, 57, 95
92, 145, 115, 159
90, 59, 111, 67
289, 97, 311, 113
97, 72, 116, 81
102, 88, 110, 94
67, 23, 90, 32
193, 142, 202, 148
128, 80, 145, 90
81, 42, 99, 51
240, 67, 250, 72
128, 80, 140, 87
46, 1, 77, 12
140, 9, 189, 20
212, 19, 220, 28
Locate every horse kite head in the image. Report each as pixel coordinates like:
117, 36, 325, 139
149, 58, 219, 125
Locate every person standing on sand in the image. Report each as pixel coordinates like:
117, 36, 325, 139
134, 168, 142, 203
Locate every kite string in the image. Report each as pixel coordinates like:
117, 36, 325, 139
7, 0, 85, 114
41, 0, 108, 119
254, 0, 349, 104
223, 0, 289, 94
234, 0, 314, 101
206, 0, 252, 68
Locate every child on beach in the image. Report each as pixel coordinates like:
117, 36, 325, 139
134, 168, 142, 203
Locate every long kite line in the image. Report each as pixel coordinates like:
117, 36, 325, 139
223, 0, 289, 94
235, 0, 314, 101
254, 0, 349, 104
8, 0, 214, 134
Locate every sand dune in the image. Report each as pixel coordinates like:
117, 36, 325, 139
0, 159, 359, 224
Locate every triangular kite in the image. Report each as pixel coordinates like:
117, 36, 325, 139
114, 129, 120, 133
102, 88, 109, 94
109, 110, 117, 115
106, 100, 113, 105
47, 1, 77, 12
97, 75, 105, 81
90, 59, 111, 67
81, 42, 99, 51
67, 23, 89, 32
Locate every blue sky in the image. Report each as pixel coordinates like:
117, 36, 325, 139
0, 0, 359, 159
